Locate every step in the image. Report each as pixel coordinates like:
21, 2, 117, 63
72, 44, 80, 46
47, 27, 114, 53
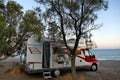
43, 71, 51, 79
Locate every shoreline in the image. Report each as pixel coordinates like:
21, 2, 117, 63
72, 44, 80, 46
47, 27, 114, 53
99, 59, 120, 61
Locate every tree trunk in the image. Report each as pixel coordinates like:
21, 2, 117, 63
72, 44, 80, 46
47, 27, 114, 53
71, 55, 77, 80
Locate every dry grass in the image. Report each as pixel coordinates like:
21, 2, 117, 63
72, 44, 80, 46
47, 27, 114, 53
0, 64, 7, 68
0, 63, 10, 74
78, 75, 85, 80
52, 73, 85, 80
6, 62, 23, 75
62, 73, 72, 80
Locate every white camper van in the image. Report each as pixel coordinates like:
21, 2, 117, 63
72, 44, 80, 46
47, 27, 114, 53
22, 35, 98, 77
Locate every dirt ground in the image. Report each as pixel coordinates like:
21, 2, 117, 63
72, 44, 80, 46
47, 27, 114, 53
0, 58, 120, 80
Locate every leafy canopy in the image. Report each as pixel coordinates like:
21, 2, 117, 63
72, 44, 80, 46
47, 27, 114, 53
0, 0, 44, 58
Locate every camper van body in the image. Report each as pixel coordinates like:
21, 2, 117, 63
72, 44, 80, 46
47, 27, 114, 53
23, 35, 98, 74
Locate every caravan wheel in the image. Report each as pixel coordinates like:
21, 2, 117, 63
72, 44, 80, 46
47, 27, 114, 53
54, 70, 60, 77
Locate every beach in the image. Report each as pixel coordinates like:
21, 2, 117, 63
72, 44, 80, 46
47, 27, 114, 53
0, 59, 120, 80
78, 60, 120, 80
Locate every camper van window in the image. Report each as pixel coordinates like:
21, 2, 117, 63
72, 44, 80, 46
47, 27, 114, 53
85, 50, 90, 56
57, 54, 64, 64
28, 47, 41, 54
85, 50, 92, 57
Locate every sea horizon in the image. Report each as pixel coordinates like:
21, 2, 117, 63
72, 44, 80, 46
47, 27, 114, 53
93, 48, 120, 50
91, 48, 120, 61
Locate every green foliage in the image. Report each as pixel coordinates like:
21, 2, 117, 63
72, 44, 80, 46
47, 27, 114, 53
19, 10, 44, 37
48, 21, 60, 41
0, 0, 44, 58
0, 0, 23, 58
0, 23, 15, 57
6, 1, 23, 28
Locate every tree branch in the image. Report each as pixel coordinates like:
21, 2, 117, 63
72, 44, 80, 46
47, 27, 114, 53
73, 1, 85, 53
51, 1, 70, 49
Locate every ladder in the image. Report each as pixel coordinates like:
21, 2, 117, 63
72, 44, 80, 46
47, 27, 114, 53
43, 71, 51, 79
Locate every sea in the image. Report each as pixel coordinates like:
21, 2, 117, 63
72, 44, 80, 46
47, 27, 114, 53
91, 49, 120, 61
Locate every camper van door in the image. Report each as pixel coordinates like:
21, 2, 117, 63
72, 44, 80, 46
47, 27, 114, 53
43, 42, 50, 68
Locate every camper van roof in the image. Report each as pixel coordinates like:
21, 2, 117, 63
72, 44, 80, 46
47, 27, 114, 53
27, 35, 54, 44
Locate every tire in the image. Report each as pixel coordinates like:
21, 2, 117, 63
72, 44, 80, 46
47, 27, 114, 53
54, 70, 60, 77
91, 64, 98, 71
